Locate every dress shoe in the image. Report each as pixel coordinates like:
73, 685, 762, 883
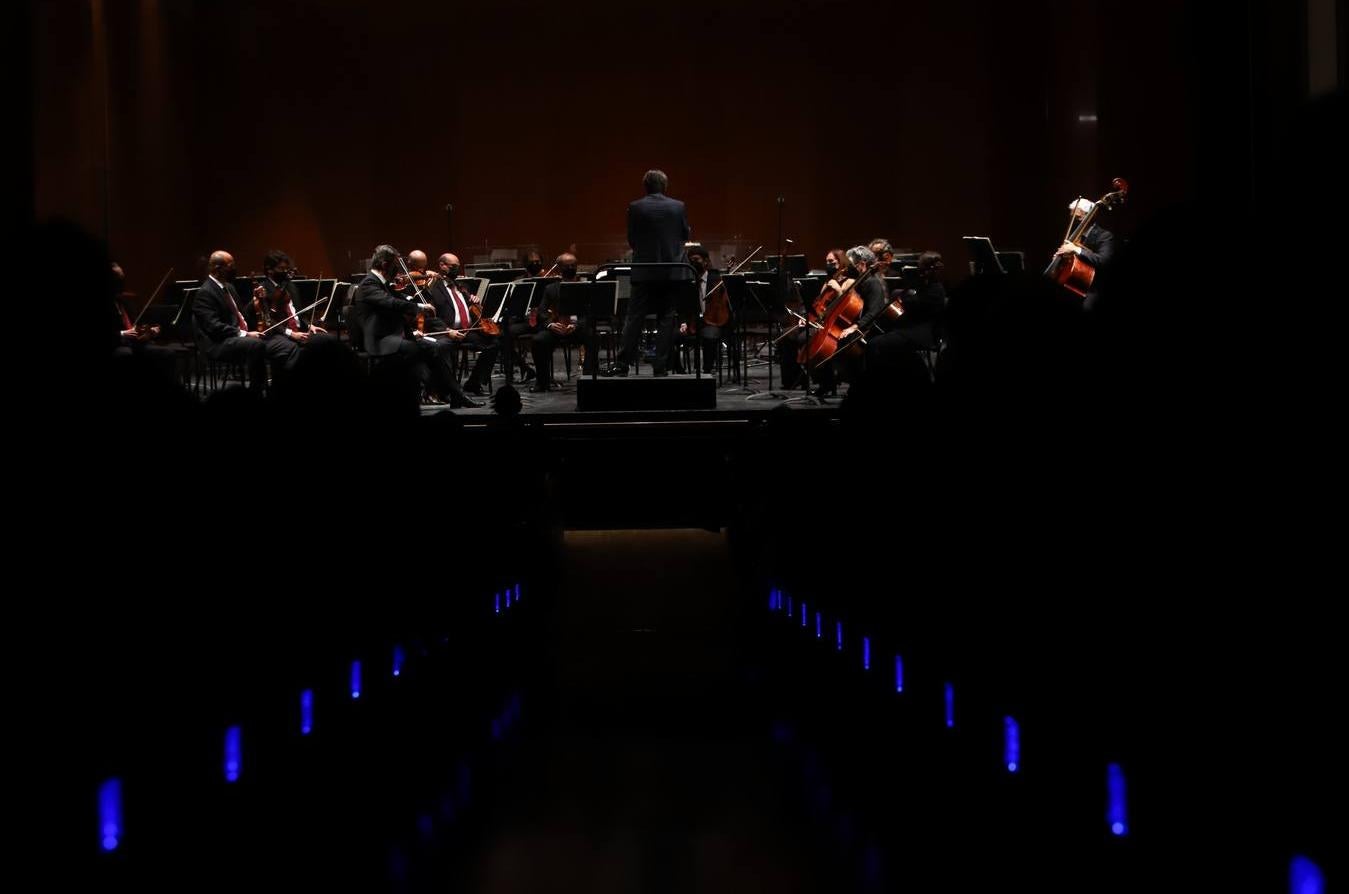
463, 383, 485, 396
451, 395, 485, 409
652, 369, 669, 377
601, 364, 628, 377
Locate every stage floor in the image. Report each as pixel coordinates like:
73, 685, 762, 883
436, 361, 846, 423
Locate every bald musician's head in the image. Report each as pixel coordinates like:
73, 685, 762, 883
407, 250, 428, 272
208, 250, 235, 280
437, 253, 461, 277
556, 252, 578, 280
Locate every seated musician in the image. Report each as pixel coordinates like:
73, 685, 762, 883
671, 244, 728, 374
425, 252, 501, 396
529, 252, 597, 391
868, 238, 895, 278
780, 247, 846, 390
780, 245, 886, 397
866, 250, 946, 363
1055, 198, 1116, 309
243, 250, 330, 347
521, 250, 546, 279
111, 260, 178, 381
496, 251, 544, 383
192, 250, 299, 391
351, 244, 480, 408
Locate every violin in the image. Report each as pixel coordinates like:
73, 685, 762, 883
528, 264, 560, 328
1047, 177, 1129, 297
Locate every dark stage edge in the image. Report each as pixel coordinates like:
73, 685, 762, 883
428, 364, 845, 427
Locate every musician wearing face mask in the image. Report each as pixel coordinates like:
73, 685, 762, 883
671, 244, 727, 375
781, 246, 885, 397
244, 250, 329, 346
529, 252, 597, 391
425, 252, 501, 396
351, 243, 480, 408
192, 249, 299, 391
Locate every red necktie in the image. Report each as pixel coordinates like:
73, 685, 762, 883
451, 285, 470, 330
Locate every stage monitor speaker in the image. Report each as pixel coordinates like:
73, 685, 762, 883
576, 377, 717, 411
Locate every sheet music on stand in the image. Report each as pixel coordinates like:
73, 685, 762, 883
454, 277, 487, 302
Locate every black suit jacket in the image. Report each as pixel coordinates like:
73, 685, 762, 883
428, 278, 478, 330
353, 272, 415, 356
193, 277, 248, 346
854, 273, 888, 332
627, 193, 691, 282
1077, 224, 1115, 269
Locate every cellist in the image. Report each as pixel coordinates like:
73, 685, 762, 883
782, 246, 885, 397
1052, 198, 1116, 309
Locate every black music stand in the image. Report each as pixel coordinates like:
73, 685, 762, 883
766, 254, 809, 277
316, 281, 349, 328
963, 236, 1005, 275
484, 281, 535, 382
554, 281, 607, 382
476, 268, 528, 285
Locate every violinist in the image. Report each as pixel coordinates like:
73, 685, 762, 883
671, 244, 726, 375
528, 252, 596, 391
351, 243, 479, 408
245, 250, 329, 346
425, 251, 501, 396
111, 260, 178, 381
192, 250, 299, 391
1054, 198, 1115, 309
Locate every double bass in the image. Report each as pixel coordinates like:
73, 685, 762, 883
1047, 177, 1129, 297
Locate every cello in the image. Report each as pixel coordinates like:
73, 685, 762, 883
1047, 177, 1129, 297
798, 260, 882, 372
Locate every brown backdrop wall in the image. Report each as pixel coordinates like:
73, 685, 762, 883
34, 0, 1199, 298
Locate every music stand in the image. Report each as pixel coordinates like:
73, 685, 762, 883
963, 236, 1006, 275
766, 254, 808, 277
483, 281, 535, 381
476, 268, 528, 284
996, 251, 1026, 274
317, 282, 349, 328
556, 281, 610, 382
